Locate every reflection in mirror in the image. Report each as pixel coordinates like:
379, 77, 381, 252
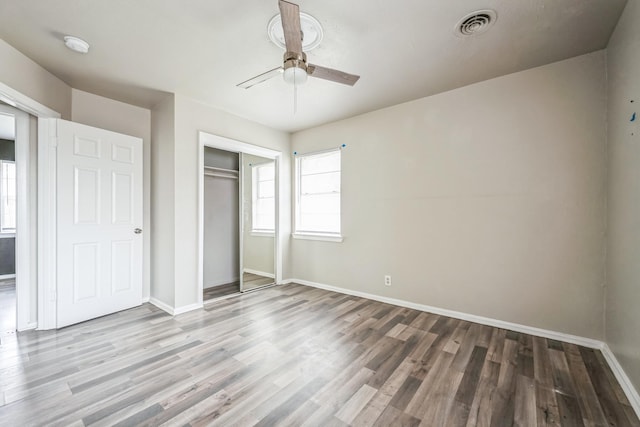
241, 154, 275, 292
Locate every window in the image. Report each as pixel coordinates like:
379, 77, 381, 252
0, 160, 16, 233
252, 162, 275, 232
295, 149, 341, 237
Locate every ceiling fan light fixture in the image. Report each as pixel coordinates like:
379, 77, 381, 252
283, 66, 308, 85
63, 36, 90, 53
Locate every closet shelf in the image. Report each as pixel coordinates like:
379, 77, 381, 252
204, 165, 239, 180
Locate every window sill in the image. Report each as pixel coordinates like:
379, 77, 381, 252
292, 232, 343, 243
250, 230, 275, 237
0, 232, 15, 239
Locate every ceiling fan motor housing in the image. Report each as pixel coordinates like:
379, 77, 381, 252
283, 51, 307, 72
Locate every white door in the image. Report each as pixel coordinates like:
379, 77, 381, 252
56, 119, 143, 328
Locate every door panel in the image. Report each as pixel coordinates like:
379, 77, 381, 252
57, 119, 143, 328
74, 167, 100, 224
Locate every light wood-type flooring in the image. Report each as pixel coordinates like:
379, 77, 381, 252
242, 272, 275, 292
203, 282, 240, 301
0, 279, 16, 337
0, 283, 638, 426
203, 273, 275, 302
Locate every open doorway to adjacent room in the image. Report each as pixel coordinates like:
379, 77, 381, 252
0, 109, 16, 336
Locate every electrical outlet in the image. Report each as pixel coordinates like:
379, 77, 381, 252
384, 275, 392, 286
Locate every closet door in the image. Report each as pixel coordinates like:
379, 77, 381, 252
240, 153, 275, 292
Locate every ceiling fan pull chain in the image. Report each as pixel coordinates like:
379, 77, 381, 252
294, 74, 298, 114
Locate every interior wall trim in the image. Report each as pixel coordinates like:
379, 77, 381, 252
601, 344, 640, 417
283, 278, 639, 419
149, 297, 174, 315
148, 297, 202, 317
173, 302, 203, 316
23, 322, 37, 331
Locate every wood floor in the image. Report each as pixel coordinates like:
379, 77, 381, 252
202, 273, 274, 302
0, 283, 638, 426
0, 279, 15, 336
242, 272, 275, 292
203, 282, 240, 300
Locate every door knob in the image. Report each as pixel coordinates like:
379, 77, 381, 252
134, 228, 142, 234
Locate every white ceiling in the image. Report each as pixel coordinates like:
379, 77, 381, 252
0, 0, 627, 132
0, 114, 14, 140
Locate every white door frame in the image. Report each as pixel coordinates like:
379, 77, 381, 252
0, 82, 60, 331
197, 131, 282, 305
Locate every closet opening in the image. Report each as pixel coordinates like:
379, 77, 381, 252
203, 147, 241, 301
198, 132, 281, 304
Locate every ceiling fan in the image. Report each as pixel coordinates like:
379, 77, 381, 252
237, 0, 360, 89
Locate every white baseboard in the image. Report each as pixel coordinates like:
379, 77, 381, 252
601, 344, 640, 417
149, 297, 175, 315
142, 296, 150, 303
243, 268, 275, 279
287, 278, 602, 348
174, 303, 203, 316
285, 277, 639, 419
17, 321, 37, 332
149, 298, 203, 316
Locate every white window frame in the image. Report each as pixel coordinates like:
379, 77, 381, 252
293, 148, 343, 242
251, 161, 275, 235
0, 159, 16, 234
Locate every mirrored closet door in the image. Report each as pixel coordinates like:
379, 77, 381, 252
240, 154, 275, 292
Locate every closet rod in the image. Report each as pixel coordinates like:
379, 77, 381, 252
204, 165, 239, 174
204, 172, 239, 180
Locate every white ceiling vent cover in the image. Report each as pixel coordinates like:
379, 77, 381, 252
456, 10, 497, 36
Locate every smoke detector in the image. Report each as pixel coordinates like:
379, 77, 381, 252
267, 12, 323, 51
455, 10, 497, 37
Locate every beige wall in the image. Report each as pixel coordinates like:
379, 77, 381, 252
71, 89, 152, 299
150, 94, 176, 306
0, 39, 71, 118
291, 51, 607, 339
173, 95, 290, 308
605, 0, 640, 392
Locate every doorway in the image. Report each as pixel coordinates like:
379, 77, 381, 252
203, 146, 241, 300
198, 132, 281, 304
0, 111, 16, 335
0, 103, 34, 333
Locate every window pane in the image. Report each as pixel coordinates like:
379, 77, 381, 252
300, 193, 340, 215
254, 198, 275, 230
258, 180, 275, 198
300, 151, 340, 175
296, 150, 341, 235
1, 161, 16, 231
299, 213, 340, 233
301, 171, 339, 195
258, 164, 274, 181
252, 163, 275, 232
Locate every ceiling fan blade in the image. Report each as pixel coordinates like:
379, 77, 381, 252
279, 0, 303, 53
307, 64, 360, 86
237, 66, 284, 89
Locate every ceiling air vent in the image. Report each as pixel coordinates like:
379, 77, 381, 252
456, 10, 497, 36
